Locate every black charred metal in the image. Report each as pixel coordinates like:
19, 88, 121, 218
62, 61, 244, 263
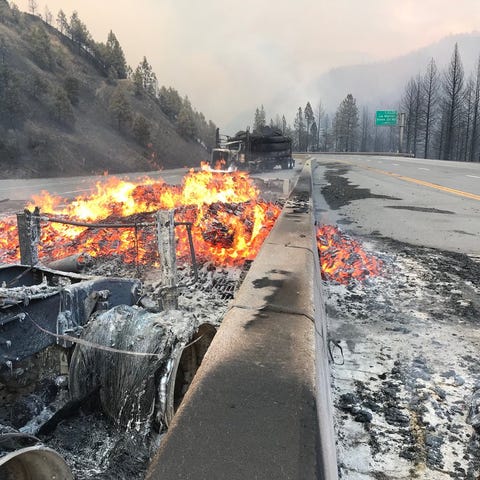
0, 264, 141, 370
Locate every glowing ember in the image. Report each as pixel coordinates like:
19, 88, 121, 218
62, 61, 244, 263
0, 170, 281, 267
316, 225, 383, 284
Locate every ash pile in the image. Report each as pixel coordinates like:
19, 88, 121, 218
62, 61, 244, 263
324, 233, 480, 479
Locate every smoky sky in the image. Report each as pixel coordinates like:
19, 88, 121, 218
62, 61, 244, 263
17, 0, 480, 131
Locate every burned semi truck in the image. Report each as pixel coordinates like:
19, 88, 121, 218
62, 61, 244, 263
0, 210, 221, 479
210, 126, 294, 172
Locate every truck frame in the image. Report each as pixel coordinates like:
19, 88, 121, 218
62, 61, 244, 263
210, 127, 294, 172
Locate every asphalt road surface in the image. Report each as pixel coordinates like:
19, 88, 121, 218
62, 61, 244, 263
0, 168, 191, 202
312, 154, 480, 254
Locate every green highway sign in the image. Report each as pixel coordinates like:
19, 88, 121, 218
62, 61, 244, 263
376, 110, 398, 126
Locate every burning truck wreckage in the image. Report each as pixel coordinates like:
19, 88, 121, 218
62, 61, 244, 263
0, 162, 446, 479
0, 167, 286, 479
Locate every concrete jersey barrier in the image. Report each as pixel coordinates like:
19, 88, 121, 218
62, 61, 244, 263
146, 160, 338, 480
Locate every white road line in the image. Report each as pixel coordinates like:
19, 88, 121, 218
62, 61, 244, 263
466, 175, 480, 179
58, 189, 93, 195
392, 163, 399, 166
418, 167, 430, 171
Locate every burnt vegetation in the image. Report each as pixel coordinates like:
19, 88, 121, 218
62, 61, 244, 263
0, 0, 217, 178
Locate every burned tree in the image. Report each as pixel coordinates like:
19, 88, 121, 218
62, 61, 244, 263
441, 43, 465, 161
401, 76, 423, 156
469, 55, 480, 162
422, 58, 440, 159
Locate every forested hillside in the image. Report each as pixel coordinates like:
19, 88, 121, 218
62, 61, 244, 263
0, 1, 217, 178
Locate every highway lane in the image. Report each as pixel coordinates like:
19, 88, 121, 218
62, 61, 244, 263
0, 163, 302, 204
343, 155, 480, 198
0, 168, 191, 202
312, 154, 480, 254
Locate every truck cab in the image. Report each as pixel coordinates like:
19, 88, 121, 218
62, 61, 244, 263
210, 141, 245, 172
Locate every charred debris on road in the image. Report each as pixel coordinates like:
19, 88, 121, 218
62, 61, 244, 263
316, 160, 480, 478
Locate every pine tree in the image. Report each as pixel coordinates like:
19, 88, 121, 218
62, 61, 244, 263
253, 105, 266, 132
56, 10, 68, 34
52, 87, 74, 127
359, 106, 372, 152
310, 120, 318, 150
177, 96, 197, 139
10, 3, 20, 23
469, 55, 480, 161
132, 114, 151, 145
64, 76, 80, 105
134, 57, 157, 96
316, 102, 324, 152
105, 31, 127, 79
442, 43, 465, 160
28, 26, 54, 70
462, 78, 475, 161
304, 102, 314, 151
322, 114, 332, 151
132, 67, 143, 96
0, 63, 22, 123
293, 107, 305, 151
422, 58, 439, 159
69, 11, 91, 47
109, 88, 132, 130
334, 94, 359, 152
28, 0, 37, 15
159, 86, 182, 120
44, 5, 52, 25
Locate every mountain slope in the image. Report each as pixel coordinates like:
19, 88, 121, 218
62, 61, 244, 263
0, 4, 213, 178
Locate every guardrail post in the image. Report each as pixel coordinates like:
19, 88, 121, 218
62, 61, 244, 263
156, 210, 178, 310
16, 207, 40, 266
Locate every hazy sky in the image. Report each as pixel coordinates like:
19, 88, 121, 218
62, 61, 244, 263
16, 0, 480, 131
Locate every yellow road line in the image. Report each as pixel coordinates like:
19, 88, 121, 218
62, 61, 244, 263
382, 170, 480, 201
324, 157, 480, 202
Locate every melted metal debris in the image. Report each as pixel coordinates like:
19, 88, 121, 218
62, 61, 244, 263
327, 237, 480, 479
0, 280, 61, 307
0, 257, 241, 479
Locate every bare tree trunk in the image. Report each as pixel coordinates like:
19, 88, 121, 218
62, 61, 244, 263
442, 43, 465, 160
422, 59, 439, 159
469, 56, 480, 162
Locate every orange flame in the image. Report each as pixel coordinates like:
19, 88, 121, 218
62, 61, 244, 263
316, 225, 383, 284
0, 170, 281, 267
